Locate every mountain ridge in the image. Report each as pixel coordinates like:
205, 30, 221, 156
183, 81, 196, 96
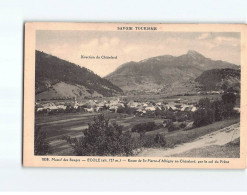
105, 50, 239, 95
195, 68, 240, 92
35, 50, 123, 100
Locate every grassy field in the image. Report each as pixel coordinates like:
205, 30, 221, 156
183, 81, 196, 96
142, 117, 240, 149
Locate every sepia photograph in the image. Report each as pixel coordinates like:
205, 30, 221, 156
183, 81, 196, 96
23, 23, 247, 168
3, 0, 247, 192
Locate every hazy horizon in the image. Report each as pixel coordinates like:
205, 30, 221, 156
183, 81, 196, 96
36, 31, 240, 77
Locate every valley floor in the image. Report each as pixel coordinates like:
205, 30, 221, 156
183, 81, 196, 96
42, 114, 240, 157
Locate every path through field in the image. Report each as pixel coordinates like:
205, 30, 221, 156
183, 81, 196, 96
138, 122, 240, 157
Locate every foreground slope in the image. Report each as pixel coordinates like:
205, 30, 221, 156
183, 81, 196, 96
137, 121, 240, 157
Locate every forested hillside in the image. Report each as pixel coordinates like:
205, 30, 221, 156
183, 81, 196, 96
195, 68, 240, 92
35, 50, 123, 100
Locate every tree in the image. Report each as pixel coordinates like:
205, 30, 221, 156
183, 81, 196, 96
222, 93, 236, 118
74, 114, 135, 156
117, 106, 125, 113
198, 98, 211, 109
176, 111, 188, 122
193, 94, 237, 127
154, 133, 166, 147
34, 126, 50, 155
212, 100, 224, 121
167, 122, 180, 132
155, 107, 162, 116
222, 93, 236, 105
164, 110, 176, 121
131, 122, 157, 134
222, 81, 229, 92
193, 108, 214, 127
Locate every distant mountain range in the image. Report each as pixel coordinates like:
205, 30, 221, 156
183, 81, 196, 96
105, 50, 240, 95
35, 50, 123, 100
35, 50, 240, 101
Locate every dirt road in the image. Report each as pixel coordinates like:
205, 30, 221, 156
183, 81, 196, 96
138, 122, 240, 157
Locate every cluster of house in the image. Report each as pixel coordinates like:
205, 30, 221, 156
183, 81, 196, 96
35, 98, 124, 113
127, 99, 197, 115
36, 102, 67, 112
35, 97, 197, 115
197, 90, 224, 95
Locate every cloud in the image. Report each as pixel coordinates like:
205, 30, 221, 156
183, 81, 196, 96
79, 36, 121, 55
197, 33, 210, 40
36, 31, 241, 76
123, 45, 139, 54
213, 36, 239, 47
197, 35, 240, 49
110, 37, 120, 46
203, 41, 217, 49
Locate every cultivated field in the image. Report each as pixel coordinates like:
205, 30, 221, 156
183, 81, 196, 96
36, 111, 164, 155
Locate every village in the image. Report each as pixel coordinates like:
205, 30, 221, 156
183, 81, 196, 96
35, 89, 231, 118
34, 94, 206, 135
35, 96, 198, 117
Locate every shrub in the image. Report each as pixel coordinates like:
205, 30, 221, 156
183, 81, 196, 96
179, 123, 187, 129
136, 133, 167, 148
193, 108, 215, 127
131, 122, 158, 134
117, 106, 125, 113
176, 111, 188, 122
34, 126, 50, 155
116, 106, 136, 115
73, 114, 135, 156
163, 110, 176, 121
154, 133, 166, 147
163, 119, 173, 128
155, 108, 165, 116
140, 135, 156, 148
168, 123, 180, 132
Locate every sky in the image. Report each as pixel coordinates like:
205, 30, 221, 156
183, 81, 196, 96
36, 31, 240, 77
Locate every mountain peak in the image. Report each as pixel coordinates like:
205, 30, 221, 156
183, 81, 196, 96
106, 50, 238, 94
186, 50, 206, 60
187, 50, 202, 56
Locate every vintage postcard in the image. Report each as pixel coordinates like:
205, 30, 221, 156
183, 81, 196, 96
23, 23, 247, 168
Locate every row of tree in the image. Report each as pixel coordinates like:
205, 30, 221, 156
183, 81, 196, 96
193, 93, 237, 127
